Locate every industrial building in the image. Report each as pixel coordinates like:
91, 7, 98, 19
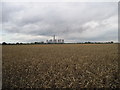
46, 35, 64, 44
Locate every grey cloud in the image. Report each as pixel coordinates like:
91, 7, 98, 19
2, 2, 118, 42
2, 2, 24, 23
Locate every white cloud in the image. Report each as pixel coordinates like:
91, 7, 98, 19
82, 21, 99, 29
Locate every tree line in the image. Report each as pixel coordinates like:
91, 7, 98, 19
1, 41, 114, 45
2, 41, 44, 45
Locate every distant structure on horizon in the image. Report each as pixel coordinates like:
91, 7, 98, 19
46, 35, 64, 44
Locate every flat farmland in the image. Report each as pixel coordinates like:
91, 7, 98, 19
2, 44, 119, 88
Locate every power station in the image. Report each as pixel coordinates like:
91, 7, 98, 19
46, 35, 64, 44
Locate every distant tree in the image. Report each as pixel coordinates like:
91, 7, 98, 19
20, 43, 23, 44
88, 42, 91, 44
111, 41, 114, 43
8, 43, 11, 45
34, 42, 38, 44
40, 41, 44, 44
16, 42, 19, 45
85, 42, 91, 44
34, 42, 44, 44
30, 43, 34, 44
2, 42, 7, 45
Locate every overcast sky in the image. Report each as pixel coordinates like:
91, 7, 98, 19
1, 2, 118, 43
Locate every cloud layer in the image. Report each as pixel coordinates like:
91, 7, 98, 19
2, 2, 118, 43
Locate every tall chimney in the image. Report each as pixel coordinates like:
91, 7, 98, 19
53, 35, 55, 41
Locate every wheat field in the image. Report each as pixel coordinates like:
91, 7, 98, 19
2, 44, 119, 88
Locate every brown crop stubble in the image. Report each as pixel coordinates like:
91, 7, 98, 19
2, 44, 120, 88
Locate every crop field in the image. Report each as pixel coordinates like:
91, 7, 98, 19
2, 44, 120, 88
